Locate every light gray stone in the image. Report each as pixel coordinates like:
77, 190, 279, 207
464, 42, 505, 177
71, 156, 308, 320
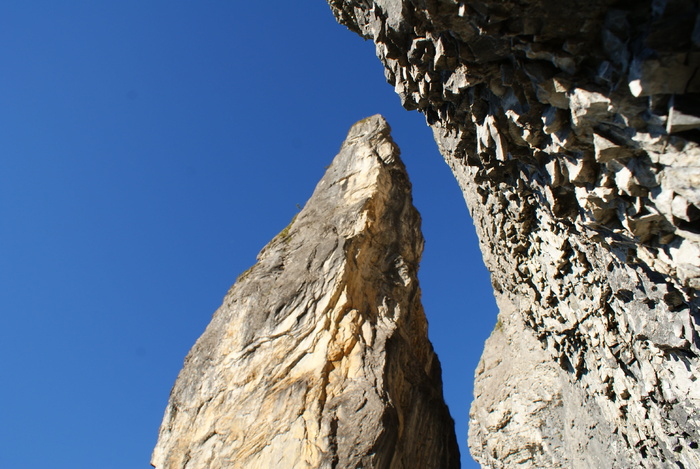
327, 1, 700, 467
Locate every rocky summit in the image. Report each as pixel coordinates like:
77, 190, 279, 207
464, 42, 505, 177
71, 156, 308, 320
327, 1, 700, 468
151, 115, 460, 469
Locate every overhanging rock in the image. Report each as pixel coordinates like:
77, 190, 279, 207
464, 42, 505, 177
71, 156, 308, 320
327, 1, 700, 467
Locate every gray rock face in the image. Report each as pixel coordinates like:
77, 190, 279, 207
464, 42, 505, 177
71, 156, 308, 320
327, 1, 700, 468
151, 115, 459, 469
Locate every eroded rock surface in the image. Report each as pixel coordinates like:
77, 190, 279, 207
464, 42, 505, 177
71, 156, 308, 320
327, 1, 700, 467
151, 115, 459, 469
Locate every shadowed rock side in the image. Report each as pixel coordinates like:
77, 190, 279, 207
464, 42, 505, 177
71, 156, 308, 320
327, 1, 700, 468
151, 115, 460, 469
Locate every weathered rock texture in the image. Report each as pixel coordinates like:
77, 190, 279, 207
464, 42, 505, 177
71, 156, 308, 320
328, 1, 700, 468
152, 115, 459, 469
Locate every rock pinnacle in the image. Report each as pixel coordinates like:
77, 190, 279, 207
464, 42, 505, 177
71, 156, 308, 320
152, 115, 460, 469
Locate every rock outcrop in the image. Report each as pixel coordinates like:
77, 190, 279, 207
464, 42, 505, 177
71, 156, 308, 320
327, 1, 700, 468
151, 115, 460, 468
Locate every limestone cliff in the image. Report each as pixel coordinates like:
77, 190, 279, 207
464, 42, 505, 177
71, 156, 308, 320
327, 1, 700, 467
151, 115, 460, 468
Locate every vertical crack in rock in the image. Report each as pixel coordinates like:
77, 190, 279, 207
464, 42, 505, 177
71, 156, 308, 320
151, 115, 460, 469
326, 1, 700, 468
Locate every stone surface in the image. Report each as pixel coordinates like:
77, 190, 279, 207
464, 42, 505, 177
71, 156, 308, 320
327, 1, 700, 468
151, 115, 459, 469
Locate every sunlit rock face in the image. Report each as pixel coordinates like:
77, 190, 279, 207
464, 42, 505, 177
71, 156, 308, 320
327, 1, 700, 467
151, 115, 460, 469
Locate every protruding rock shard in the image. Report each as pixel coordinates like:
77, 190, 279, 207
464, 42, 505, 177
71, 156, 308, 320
152, 115, 460, 469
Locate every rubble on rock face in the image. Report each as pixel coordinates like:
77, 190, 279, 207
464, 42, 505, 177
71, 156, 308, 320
151, 115, 460, 469
328, 1, 700, 467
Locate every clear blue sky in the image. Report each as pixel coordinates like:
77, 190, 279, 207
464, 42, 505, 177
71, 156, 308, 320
0, 2, 497, 468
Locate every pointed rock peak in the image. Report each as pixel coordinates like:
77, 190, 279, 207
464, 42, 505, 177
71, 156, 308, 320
152, 117, 459, 469
345, 113, 389, 140
343, 114, 397, 164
